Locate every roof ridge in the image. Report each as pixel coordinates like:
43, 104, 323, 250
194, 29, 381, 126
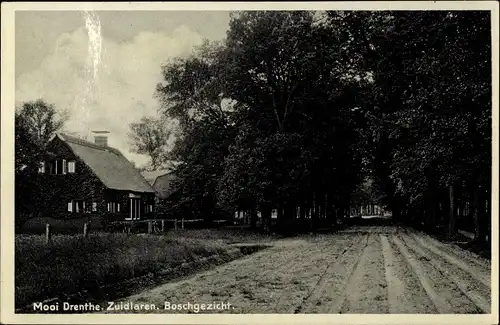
59, 132, 121, 154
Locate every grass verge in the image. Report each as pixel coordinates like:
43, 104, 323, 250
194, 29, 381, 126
15, 232, 246, 311
165, 227, 283, 244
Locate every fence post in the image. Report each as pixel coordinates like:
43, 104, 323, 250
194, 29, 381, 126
148, 221, 153, 234
174, 219, 177, 230
45, 223, 52, 245
161, 220, 165, 232
83, 222, 89, 238
181, 218, 185, 229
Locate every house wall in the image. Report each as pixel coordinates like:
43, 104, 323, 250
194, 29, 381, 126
34, 138, 108, 226
105, 190, 156, 221
25, 137, 157, 233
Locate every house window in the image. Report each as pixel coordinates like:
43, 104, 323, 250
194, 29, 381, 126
108, 202, 120, 213
148, 204, 153, 213
67, 200, 96, 213
48, 159, 68, 175
84, 201, 92, 214
38, 162, 45, 173
68, 161, 76, 173
74, 200, 84, 213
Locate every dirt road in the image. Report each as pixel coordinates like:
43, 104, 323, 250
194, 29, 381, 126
105, 226, 491, 314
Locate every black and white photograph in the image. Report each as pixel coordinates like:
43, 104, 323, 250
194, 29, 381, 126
1, 2, 498, 324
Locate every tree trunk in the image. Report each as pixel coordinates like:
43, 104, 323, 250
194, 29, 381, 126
250, 208, 258, 229
324, 194, 329, 220
486, 185, 491, 245
326, 198, 333, 226
311, 194, 319, 231
431, 199, 439, 231
277, 205, 284, 230
282, 203, 295, 233
338, 199, 345, 221
448, 185, 456, 238
300, 202, 306, 220
474, 181, 488, 246
261, 206, 272, 234
473, 185, 483, 243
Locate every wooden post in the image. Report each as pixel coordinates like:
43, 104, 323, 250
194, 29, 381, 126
181, 218, 185, 229
148, 221, 153, 234
83, 222, 89, 238
45, 223, 51, 245
161, 220, 165, 232
174, 219, 177, 230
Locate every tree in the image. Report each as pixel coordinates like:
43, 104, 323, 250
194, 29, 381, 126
155, 40, 235, 222
151, 10, 491, 241
217, 11, 366, 232
15, 99, 68, 147
328, 11, 491, 243
15, 99, 67, 230
128, 116, 172, 171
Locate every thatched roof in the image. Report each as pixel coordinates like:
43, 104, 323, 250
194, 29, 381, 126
54, 133, 155, 193
141, 170, 176, 199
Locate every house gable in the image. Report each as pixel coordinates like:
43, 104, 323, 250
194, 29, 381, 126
38, 136, 108, 219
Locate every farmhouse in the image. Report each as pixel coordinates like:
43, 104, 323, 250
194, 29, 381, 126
141, 169, 175, 200
37, 132, 156, 225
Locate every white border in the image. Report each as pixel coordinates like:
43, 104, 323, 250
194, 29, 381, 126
1, 2, 499, 324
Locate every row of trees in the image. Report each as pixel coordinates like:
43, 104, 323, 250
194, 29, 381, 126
130, 11, 491, 244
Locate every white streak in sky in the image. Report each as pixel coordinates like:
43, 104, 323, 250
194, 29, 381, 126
84, 10, 102, 80
75, 10, 102, 137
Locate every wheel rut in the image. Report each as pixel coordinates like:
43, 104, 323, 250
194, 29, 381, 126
294, 233, 369, 314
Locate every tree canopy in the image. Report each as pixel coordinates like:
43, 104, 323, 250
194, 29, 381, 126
136, 10, 491, 243
15, 99, 67, 229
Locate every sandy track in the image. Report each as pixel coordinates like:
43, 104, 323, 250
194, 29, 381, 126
103, 226, 491, 314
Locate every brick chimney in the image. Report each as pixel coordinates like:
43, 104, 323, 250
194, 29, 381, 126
92, 130, 110, 147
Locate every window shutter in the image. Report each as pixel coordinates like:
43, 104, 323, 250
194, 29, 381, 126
117, 203, 121, 212
67, 201, 73, 212
63, 159, 67, 174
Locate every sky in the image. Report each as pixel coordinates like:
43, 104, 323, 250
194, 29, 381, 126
15, 10, 231, 167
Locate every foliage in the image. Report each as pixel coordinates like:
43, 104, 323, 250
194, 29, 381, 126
155, 40, 235, 221
15, 99, 68, 147
15, 100, 67, 229
128, 116, 172, 171
331, 11, 491, 239
151, 10, 490, 241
